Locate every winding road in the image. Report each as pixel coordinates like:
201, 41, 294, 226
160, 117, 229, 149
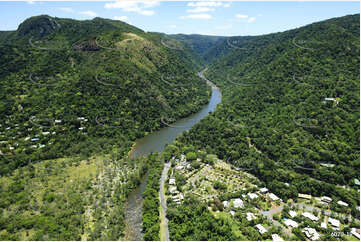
159, 162, 171, 241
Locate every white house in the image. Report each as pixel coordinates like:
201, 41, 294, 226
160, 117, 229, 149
284, 219, 298, 228
260, 187, 268, 193
246, 212, 256, 221
289, 210, 297, 218
169, 178, 176, 185
269, 193, 279, 201
255, 224, 267, 234
321, 196, 332, 203
272, 234, 284, 241
233, 198, 244, 208
302, 212, 319, 221
351, 228, 361, 240
248, 193, 258, 200
169, 186, 177, 194
321, 222, 327, 229
328, 217, 340, 229
230, 210, 235, 216
223, 201, 229, 208
302, 227, 320, 241
337, 200, 349, 207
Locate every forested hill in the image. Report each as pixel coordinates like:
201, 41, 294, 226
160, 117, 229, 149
170, 34, 226, 62
0, 15, 211, 175
178, 14, 360, 207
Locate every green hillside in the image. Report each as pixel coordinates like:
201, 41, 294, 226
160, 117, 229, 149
169, 14, 360, 240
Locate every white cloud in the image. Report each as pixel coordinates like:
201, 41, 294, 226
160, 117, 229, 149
58, 7, 75, 13
187, 1, 222, 7
79, 10, 97, 17
104, 1, 158, 16
169, 24, 176, 28
223, 2, 231, 8
187, 7, 214, 13
235, 14, 248, 19
180, 14, 212, 20
248, 17, 256, 23
26, 0, 35, 4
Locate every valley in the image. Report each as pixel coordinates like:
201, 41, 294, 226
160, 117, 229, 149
0, 12, 359, 241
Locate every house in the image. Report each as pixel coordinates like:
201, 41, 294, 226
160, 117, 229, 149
169, 178, 176, 185
289, 210, 297, 218
77, 117, 85, 121
272, 234, 284, 241
255, 224, 267, 234
302, 227, 320, 241
328, 217, 340, 229
321, 222, 327, 229
30, 138, 39, 142
260, 187, 268, 193
42, 132, 50, 135
54, 120, 62, 124
233, 198, 244, 208
351, 228, 361, 240
230, 211, 235, 216
321, 196, 332, 203
169, 186, 177, 194
246, 212, 256, 221
323, 97, 339, 105
284, 219, 298, 228
284, 183, 290, 187
248, 193, 258, 200
298, 193, 312, 200
24, 137, 30, 141
337, 200, 349, 207
354, 179, 360, 186
302, 212, 319, 221
223, 201, 229, 208
269, 193, 279, 201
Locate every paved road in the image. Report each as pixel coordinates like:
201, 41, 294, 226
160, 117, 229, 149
159, 162, 171, 241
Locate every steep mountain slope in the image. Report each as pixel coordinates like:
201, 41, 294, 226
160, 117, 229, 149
0, 15, 210, 174
169, 14, 360, 240
0, 15, 211, 240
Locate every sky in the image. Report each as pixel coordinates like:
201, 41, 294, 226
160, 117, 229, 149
0, 1, 359, 36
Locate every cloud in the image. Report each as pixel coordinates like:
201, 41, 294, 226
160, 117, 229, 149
187, 7, 214, 13
235, 14, 248, 19
248, 17, 256, 23
180, 14, 212, 20
79, 10, 97, 17
104, 1, 158, 16
223, 2, 231, 8
58, 7, 75, 13
26, 0, 35, 4
187, 1, 222, 7
169, 24, 176, 28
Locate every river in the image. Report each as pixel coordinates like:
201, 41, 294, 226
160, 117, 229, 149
123, 69, 222, 240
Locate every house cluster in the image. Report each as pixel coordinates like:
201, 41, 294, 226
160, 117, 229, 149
168, 177, 184, 204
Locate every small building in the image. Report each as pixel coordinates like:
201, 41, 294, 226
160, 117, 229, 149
302, 212, 319, 221
272, 234, 284, 241
298, 193, 312, 200
246, 212, 256, 221
323, 97, 339, 105
30, 138, 40, 142
328, 217, 340, 229
42, 131, 50, 135
169, 178, 176, 185
337, 200, 349, 207
260, 187, 268, 193
302, 227, 320, 241
284, 219, 298, 228
24, 137, 30, 141
321, 196, 332, 203
284, 182, 290, 187
321, 222, 327, 229
255, 224, 267, 234
351, 228, 361, 240
233, 198, 244, 208
169, 186, 177, 194
223, 201, 229, 208
269, 193, 279, 201
230, 210, 235, 216
289, 210, 297, 218
54, 120, 62, 124
248, 193, 258, 200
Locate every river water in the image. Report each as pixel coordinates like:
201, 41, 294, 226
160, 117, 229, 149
123, 69, 222, 240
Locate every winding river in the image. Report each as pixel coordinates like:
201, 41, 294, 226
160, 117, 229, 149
124, 69, 222, 240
